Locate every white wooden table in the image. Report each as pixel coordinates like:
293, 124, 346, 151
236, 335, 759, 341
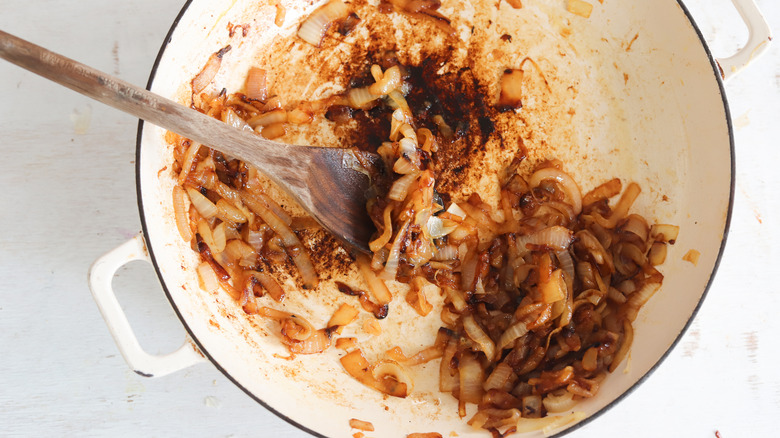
1, 1, 778, 436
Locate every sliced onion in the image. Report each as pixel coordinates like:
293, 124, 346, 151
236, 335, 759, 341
241, 190, 318, 288
609, 319, 634, 372
497, 320, 528, 351
582, 178, 621, 207
288, 329, 331, 354
327, 303, 360, 330
216, 199, 247, 224
380, 220, 409, 281
244, 67, 268, 101
224, 239, 256, 267
223, 108, 254, 132
172, 186, 193, 242
369, 204, 394, 252
248, 109, 287, 128
211, 222, 227, 254
484, 361, 515, 391
407, 276, 436, 316
590, 182, 641, 229
621, 282, 661, 322
529, 167, 583, 215
348, 86, 379, 109
463, 315, 496, 361
388, 172, 419, 201
648, 241, 667, 266
259, 122, 287, 139
369, 65, 402, 96
651, 223, 680, 243
252, 271, 285, 302
540, 269, 566, 304
336, 337, 357, 350
186, 187, 219, 220
497, 69, 523, 109
356, 253, 393, 304
177, 141, 202, 185
348, 419, 375, 432
433, 244, 459, 261
197, 261, 220, 293
192, 46, 231, 93
516, 225, 574, 253
371, 360, 414, 397
439, 338, 459, 392
297, 0, 349, 46
458, 352, 484, 404
542, 390, 577, 413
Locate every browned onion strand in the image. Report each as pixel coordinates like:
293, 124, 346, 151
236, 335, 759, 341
169, 6, 676, 431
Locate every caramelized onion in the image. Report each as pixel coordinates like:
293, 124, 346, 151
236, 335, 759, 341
244, 67, 268, 101
297, 0, 350, 46
191, 46, 231, 94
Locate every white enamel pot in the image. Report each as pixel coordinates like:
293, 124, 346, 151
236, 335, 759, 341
89, 0, 771, 436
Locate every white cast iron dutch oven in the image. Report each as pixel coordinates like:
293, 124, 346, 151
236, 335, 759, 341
89, 0, 770, 436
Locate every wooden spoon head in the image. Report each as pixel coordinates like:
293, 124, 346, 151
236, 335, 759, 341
306, 149, 381, 253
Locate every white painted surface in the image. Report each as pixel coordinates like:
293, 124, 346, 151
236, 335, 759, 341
0, 0, 777, 437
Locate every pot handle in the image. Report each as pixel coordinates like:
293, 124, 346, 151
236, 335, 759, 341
88, 234, 207, 377
717, 0, 772, 81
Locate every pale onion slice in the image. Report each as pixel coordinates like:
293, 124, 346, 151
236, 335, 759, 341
241, 191, 318, 289
224, 239, 256, 267
216, 199, 247, 224
348, 86, 379, 109
483, 361, 516, 391
251, 271, 285, 302
651, 223, 680, 243
589, 182, 641, 229
297, 0, 349, 47
244, 67, 268, 101
609, 319, 634, 372
582, 178, 622, 206
197, 220, 219, 255
380, 220, 410, 281
192, 46, 230, 93
186, 187, 219, 220
172, 186, 193, 242
497, 69, 524, 109
348, 419, 375, 432
497, 320, 528, 351
516, 225, 574, 253
648, 241, 668, 266
222, 108, 254, 132
542, 390, 577, 413
567, 0, 593, 18
457, 353, 484, 404
622, 282, 662, 322
514, 412, 587, 435
327, 303, 360, 331
528, 167, 583, 215
369, 65, 402, 96
540, 269, 566, 303
368, 204, 394, 252
356, 253, 393, 304
247, 109, 287, 128
177, 141, 201, 185
197, 261, 220, 293
285, 329, 331, 354
406, 276, 438, 316
427, 216, 458, 239
211, 222, 227, 254
462, 315, 496, 361
371, 360, 414, 397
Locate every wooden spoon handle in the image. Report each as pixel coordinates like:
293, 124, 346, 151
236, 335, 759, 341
0, 29, 311, 183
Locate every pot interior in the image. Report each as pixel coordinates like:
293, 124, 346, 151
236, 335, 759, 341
137, 0, 731, 436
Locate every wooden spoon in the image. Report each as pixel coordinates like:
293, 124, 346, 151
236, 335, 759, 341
0, 30, 377, 252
